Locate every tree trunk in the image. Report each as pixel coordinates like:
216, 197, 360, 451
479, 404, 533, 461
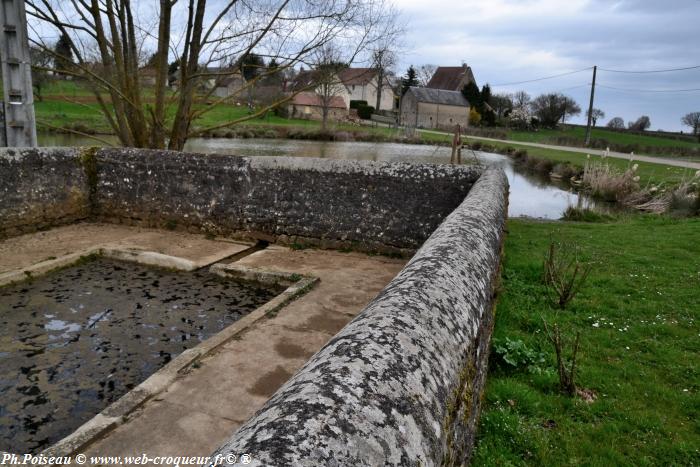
151, 0, 172, 149
168, 0, 206, 151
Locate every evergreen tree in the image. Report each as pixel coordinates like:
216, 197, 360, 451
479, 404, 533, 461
263, 58, 283, 86
401, 65, 419, 95
240, 53, 265, 81
461, 81, 483, 112
480, 84, 492, 107
480, 84, 496, 126
54, 33, 74, 73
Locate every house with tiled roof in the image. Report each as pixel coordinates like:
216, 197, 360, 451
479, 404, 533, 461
337, 68, 394, 111
426, 64, 476, 92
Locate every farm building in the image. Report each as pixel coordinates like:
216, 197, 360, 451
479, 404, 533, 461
400, 87, 471, 130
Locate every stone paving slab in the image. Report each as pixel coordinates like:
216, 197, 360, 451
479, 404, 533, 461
0, 222, 251, 274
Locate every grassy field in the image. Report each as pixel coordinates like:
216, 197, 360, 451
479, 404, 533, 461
435, 132, 695, 187
473, 216, 700, 466
508, 126, 700, 151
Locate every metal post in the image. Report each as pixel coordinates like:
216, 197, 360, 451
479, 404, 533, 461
0, 0, 38, 147
584, 65, 597, 147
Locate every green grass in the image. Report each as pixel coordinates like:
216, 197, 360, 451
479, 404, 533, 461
508, 126, 700, 151
473, 216, 700, 466
461, 137, 695, 187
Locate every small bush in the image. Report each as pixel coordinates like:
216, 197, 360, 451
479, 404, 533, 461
552, 163, 580, 179
491, 337, 548, 374
349, 100, 368, 109
357, 104, 375, 120
561, 206, 614, 222
534, 158, 555, 173
542, 320, 581, 396
543, 240, 592, 309
512, 149, 528, 163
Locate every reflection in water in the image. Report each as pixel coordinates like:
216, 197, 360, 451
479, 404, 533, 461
38, 133, 607, 219
0, 259, 279, 454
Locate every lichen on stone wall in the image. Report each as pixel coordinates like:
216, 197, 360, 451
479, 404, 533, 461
210, 168, 509, 466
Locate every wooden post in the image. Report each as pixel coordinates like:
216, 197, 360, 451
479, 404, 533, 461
0, 0, 37, 147
450, 124, 461, 165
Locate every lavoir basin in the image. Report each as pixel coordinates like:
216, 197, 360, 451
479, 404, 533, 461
0, 257, 281, 454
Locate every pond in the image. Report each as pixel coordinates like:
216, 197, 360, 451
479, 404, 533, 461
0, 258, 280, 454
38, 133, 606, 220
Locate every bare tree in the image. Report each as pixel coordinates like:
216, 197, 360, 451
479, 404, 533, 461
560, 96, 581, 124
490, 93, 513, 118
628, 115, 651, 132
606, 117, 625, 129
531, 93, 567, 128
681, 112, 700, 140
312, 46, 347, 130
416, 64, 436, 86
371, 47, 396, 111
512, 90, 531, 110
586, 108, 605, 127
26, 0, 401, 150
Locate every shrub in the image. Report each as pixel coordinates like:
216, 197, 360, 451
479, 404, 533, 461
349, 100, 368, 109
491, 337, 548, 374
469, 107, 482, 126
582, 160, 640, 202
543, 240, 592, 309
357, 104, 375, 120
542, 320, 581, 396
561, 206, 613, 222
534, 158, 555, 173
552, 163, 580, 179
512, 149, 528, 163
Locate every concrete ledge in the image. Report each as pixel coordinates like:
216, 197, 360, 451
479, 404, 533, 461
211, 167, 508, 466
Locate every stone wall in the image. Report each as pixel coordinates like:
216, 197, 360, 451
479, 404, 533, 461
94, 148, 481, 252
0, 147, 90, 238
210, 168, 509, 466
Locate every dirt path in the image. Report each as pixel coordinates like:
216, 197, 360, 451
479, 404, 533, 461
417, 129, 700, 170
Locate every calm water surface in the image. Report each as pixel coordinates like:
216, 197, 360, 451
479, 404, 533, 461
38, 133, 605, 219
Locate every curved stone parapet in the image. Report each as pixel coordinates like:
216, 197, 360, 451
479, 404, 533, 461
211, 168, 509, 466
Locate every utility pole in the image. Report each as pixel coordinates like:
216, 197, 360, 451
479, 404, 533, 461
584, 65, 597, 147
0, 0, 38, 147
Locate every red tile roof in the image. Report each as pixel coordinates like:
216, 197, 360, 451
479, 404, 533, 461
426, 65, 476, 91
338, 68, 377, 86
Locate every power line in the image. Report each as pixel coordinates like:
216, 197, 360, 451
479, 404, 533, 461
597, 83, 700, 93
598, 64, 700, 74
553, 83, 590, 93
491, 67, 592, 87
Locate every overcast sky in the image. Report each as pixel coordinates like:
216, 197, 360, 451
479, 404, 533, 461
394, 0, 700, 131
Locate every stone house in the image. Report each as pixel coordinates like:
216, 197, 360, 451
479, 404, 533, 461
138, 67, 157, 86
338, 68, 395, 111
426, 64, 476, 92
213, 73, 246, 99
290, 67, 395, 112
400, 87, 470, 130
287, 92, 347, 121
